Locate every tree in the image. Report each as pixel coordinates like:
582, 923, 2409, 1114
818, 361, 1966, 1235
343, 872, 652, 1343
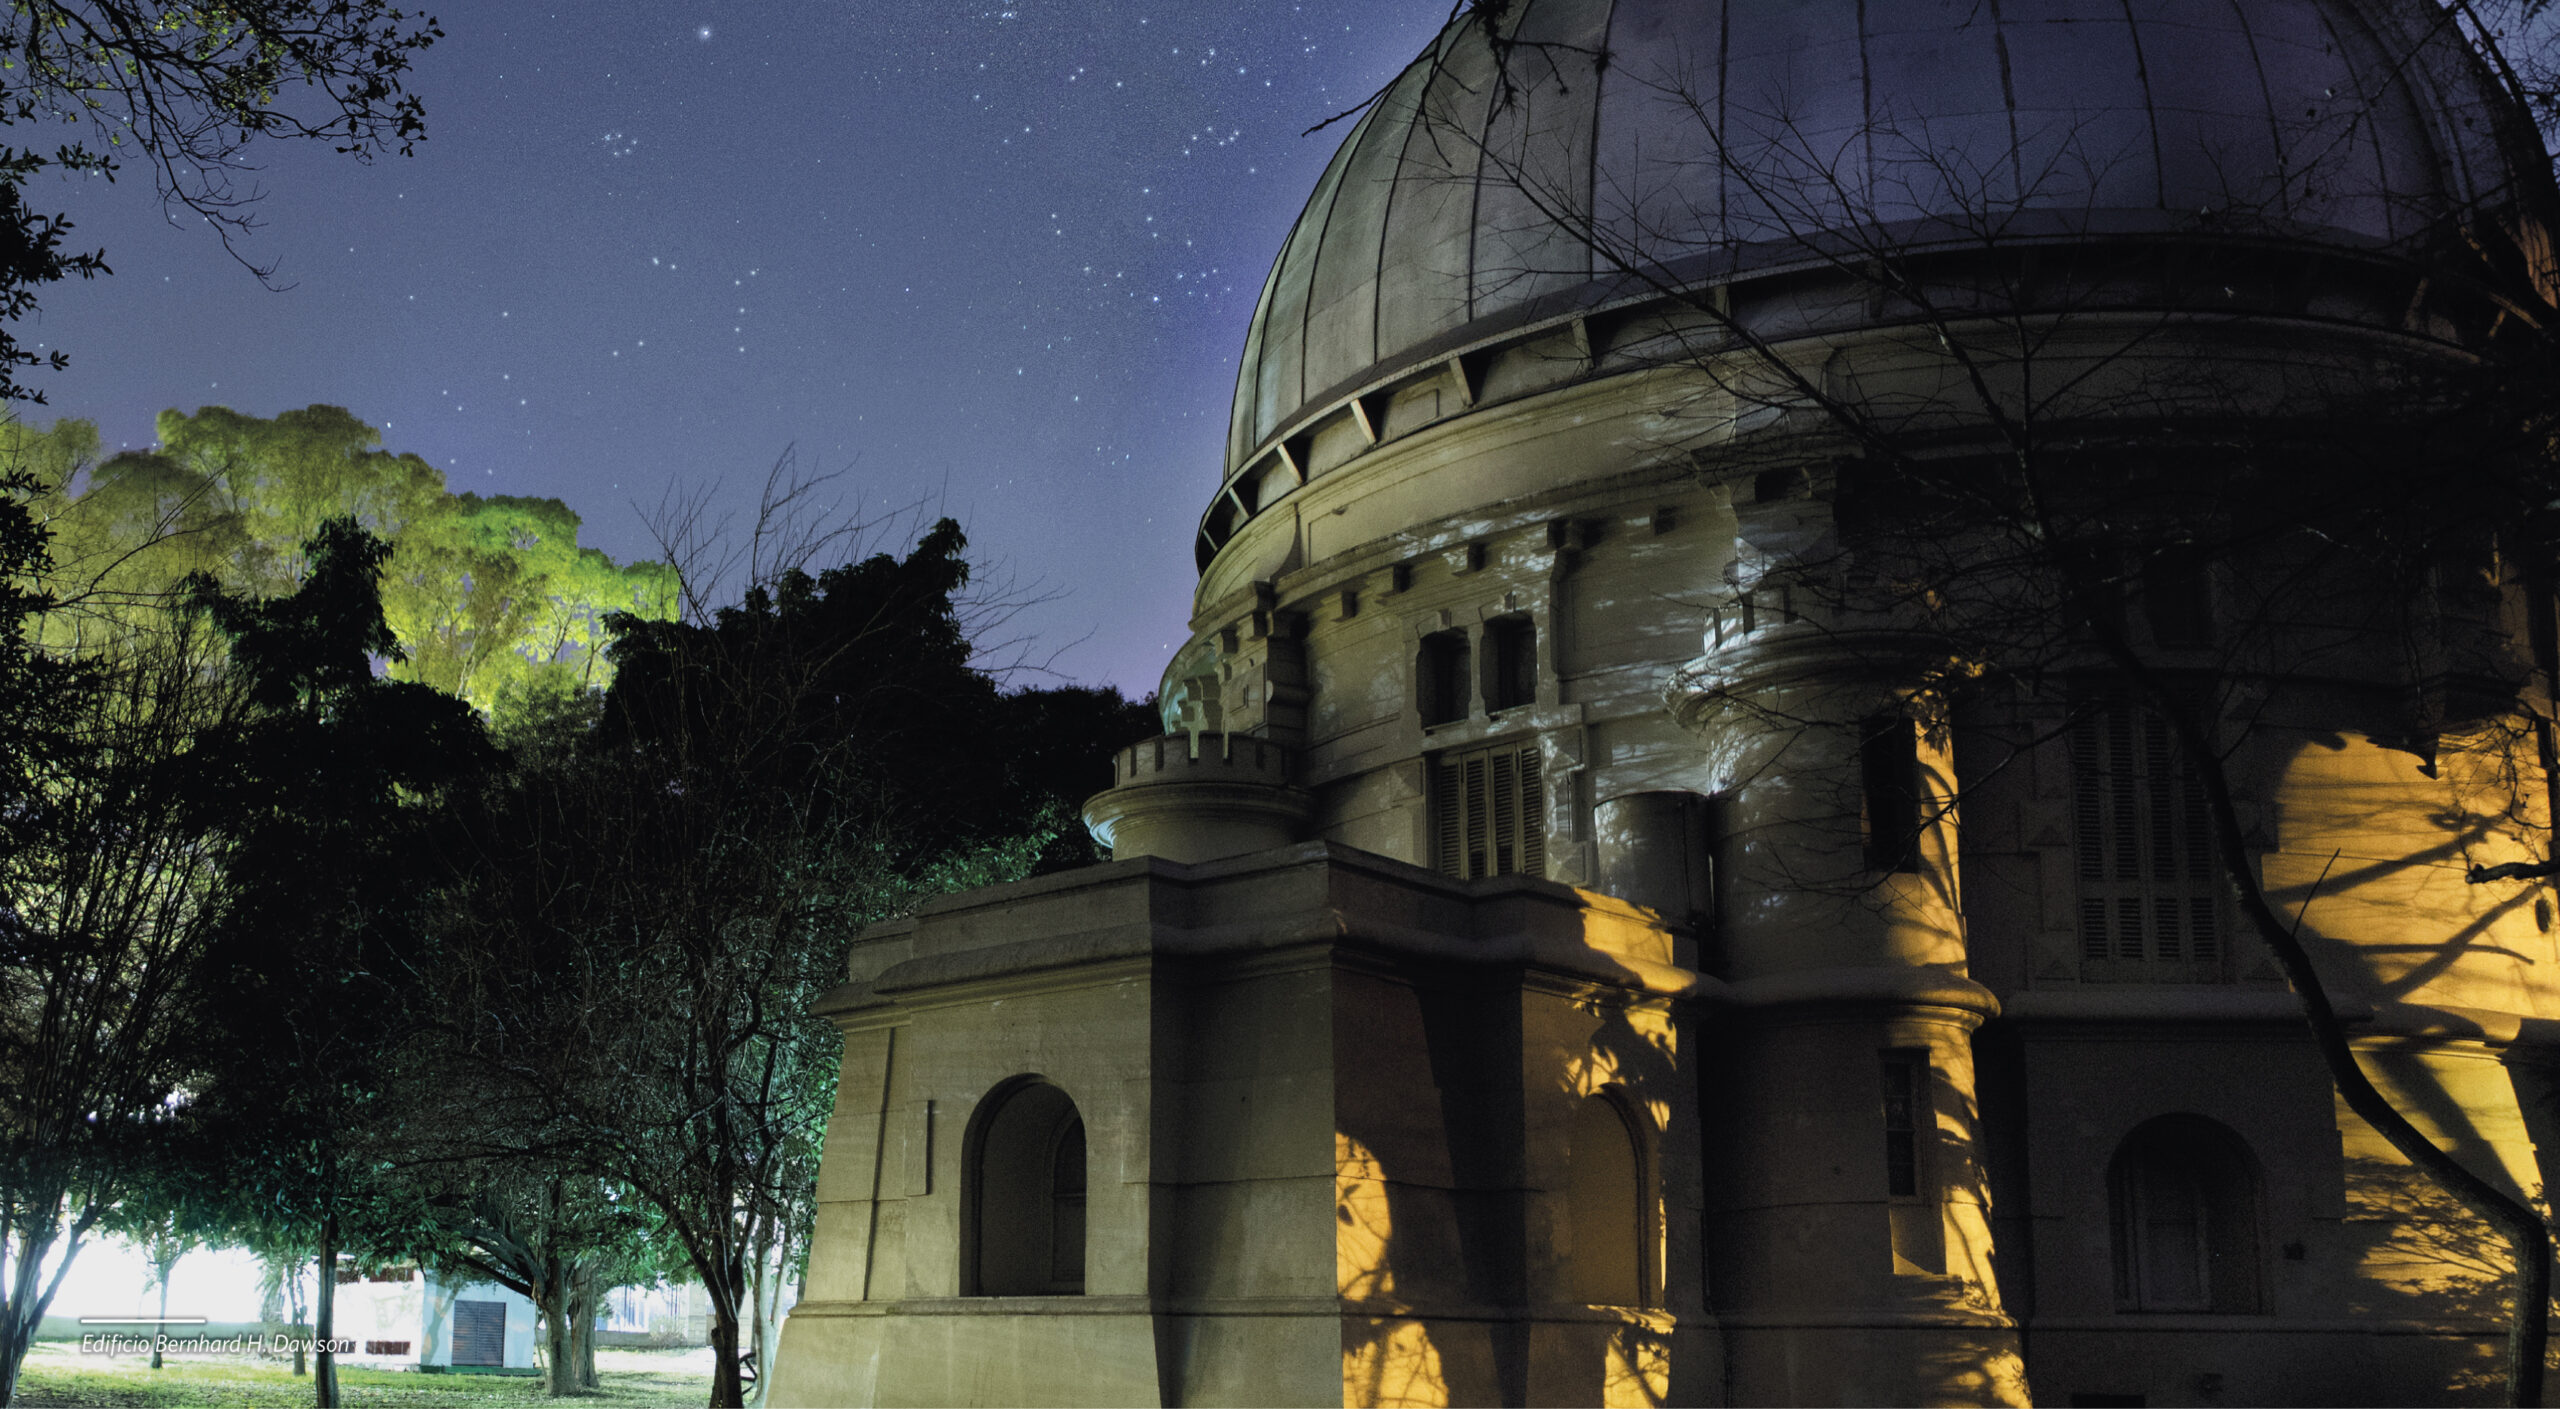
239, 1218, 316, 1375
101, 1179, 215, 1371
31, 406, 678, 714
0, 2, 439, 404
419, 513, 1151, 1408
1331, 2, 2560, 1400
369, 1127, 674, 1399
0, 474, 241, 1407
385, 493, 677, 717
182, 516, 493, 1408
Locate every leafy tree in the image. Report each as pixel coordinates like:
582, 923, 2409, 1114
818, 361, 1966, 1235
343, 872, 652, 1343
392, 1165, 671, 1397
156, 406, 446, 591
0, 505, 239, 1408
0, 15, 447, 1348
239, 1219, 317, 1374
182, 516, 493, 1408
424, 521, 1151, 1408
100, 1179, 218, 1370
30, 407, 677, 713
383, 492, 677, 719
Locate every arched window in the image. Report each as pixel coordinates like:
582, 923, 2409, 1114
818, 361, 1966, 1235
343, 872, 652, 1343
1562, 1093, 1646, 1306
1048, 1115, 1086, 1287
966, 1081, 1087, 1296
2109, 1115, 2261, 1313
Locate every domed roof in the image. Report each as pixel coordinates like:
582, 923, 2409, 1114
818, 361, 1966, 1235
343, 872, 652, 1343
1226, 0, 2534, 475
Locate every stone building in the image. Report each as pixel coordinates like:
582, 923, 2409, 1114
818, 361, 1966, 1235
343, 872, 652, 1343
775, 1, 2560, 1404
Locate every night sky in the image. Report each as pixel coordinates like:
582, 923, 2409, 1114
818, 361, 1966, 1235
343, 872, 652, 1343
28, 1, 1451, 695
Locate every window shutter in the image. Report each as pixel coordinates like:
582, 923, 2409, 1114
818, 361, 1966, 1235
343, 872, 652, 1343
1431, 740, 1546, 880
1432, 758, 1462, 876
1463, 753, 1490, 877
2070, 694, 2225, 981
1518, 749, 1544, 877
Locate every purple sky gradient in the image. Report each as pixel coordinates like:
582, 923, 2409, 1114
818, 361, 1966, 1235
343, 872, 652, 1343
27, 1, 1447, 694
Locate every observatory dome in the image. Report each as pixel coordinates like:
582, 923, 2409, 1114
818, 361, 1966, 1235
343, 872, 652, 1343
1225, 0, 2536, 478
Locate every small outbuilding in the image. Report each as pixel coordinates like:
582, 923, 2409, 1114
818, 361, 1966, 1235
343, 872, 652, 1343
331, 1267, 536, 1373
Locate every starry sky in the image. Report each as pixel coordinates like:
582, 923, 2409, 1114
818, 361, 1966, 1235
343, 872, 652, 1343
27, 1, 1453, 695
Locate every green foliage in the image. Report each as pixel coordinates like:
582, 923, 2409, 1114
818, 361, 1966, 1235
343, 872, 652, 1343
27, 407, 677, 716
0, 457, 82, 835
4, 467, 1148, 1409
0, 159, 106, 405
0, 459, 239, 1409
421, 520, 1153, 1408
387, 494, 675, 717
180, 517, 499, 1408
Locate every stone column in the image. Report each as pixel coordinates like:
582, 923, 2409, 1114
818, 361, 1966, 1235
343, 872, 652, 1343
1668, 619, 2027, 1407
1592, 791, 1714, 924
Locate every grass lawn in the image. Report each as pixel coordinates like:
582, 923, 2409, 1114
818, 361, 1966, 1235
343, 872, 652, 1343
12, 1343, 715, 1406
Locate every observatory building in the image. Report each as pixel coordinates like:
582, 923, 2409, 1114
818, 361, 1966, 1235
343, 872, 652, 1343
776, 1, 2560, 1403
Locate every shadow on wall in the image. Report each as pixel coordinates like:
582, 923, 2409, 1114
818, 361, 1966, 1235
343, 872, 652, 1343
2339, 1155, 2546, 1399
2263, 729, 2543, 1009
1333, 898, 1692, 1409
1339, 1132, 1451, 1409
2254, 730, 2560, 1395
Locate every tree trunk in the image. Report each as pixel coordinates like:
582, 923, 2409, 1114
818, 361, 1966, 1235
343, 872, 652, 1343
2, 1211, 93, 1409
540, 1267, 576, 1398
150, 1262, 172, 1370
0, 1229, 41, 1409
706, 1294, 744, 1409
281, 1254, 308, 1376
0, 1302, 25, 1409
567, 1268, 601, 1391
313, 1215, 339, 1409
749, 1242, 790, 1409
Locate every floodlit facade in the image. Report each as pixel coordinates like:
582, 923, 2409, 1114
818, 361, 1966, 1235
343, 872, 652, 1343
776, 1, 2560, 1404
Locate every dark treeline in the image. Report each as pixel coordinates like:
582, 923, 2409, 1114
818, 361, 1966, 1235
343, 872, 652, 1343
0, 456, 1155, 1407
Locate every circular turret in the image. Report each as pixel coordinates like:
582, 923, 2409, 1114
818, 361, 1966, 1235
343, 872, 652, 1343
1082, 733, 1314, 864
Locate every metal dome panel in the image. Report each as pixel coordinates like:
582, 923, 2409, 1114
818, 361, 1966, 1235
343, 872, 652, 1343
1223, 0, 2526, 479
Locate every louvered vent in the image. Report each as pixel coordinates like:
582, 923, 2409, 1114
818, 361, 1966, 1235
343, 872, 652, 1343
451, 1299, 505, 1367
2070, 698, 2224, 981
1431, 741, 1544, 880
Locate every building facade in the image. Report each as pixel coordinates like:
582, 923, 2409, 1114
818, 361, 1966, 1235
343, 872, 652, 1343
776, 2, 2560, 1404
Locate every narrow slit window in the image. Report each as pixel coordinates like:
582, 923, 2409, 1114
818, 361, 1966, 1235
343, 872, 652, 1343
1881, 1055, 1924, 1198
1861, 716, 1923, 873
1485, 615, 1537, 711
1881, 1052, 1945, 1274
1049, 1117, 1086, 1289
